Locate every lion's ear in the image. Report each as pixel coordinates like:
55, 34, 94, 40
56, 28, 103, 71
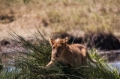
65, 37, 68, 43
49, 38, 54, 46
63, 37, 68, 44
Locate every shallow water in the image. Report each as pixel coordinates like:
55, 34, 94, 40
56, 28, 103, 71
109, 62, 120, 72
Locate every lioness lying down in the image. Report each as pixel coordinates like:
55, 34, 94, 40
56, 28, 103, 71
46, 37, 96, 67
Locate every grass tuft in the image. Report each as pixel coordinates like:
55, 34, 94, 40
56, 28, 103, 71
0, 31, 119, 79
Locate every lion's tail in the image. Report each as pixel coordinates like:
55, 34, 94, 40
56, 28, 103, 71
87, 52, 97, 63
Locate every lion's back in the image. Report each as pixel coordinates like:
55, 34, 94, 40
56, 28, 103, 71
62, 44, 87, 66
68, 44, 86, 52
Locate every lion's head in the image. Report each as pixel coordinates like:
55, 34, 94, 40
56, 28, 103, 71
49, 37, 68, 58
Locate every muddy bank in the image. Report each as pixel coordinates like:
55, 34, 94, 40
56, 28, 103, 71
52, 32, 120, 62
98, 50, 120, 62
52, 32, 120, 50
0, 32, 120, 66
0, 32, 120, 52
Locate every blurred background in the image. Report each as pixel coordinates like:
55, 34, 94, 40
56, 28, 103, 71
0, 0, 120, 70
0, 0, 120, 38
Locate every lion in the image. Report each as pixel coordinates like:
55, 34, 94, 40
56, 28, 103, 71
46, 37, 96, 67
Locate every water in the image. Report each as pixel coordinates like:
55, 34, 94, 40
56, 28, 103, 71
109, 62, 120, 72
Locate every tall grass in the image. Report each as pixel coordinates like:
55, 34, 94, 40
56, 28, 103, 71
0, 30, 119, 79
1, 0, 120, 38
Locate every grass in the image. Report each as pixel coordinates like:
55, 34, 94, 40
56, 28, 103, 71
0, 0, 120, 78
0, 30, 119, 79
0, 0, 120, 38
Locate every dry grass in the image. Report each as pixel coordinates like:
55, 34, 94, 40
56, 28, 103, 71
0, 0, 120, 38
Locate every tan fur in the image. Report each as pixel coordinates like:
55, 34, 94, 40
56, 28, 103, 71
46, 37, 96, 67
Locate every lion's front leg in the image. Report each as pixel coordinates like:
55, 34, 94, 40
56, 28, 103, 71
46, 59, 55, 67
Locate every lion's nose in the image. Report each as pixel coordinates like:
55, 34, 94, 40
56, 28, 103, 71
52, 49, 59, 57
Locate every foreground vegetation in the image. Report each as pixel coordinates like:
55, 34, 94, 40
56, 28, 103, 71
0, 31, 119, 79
